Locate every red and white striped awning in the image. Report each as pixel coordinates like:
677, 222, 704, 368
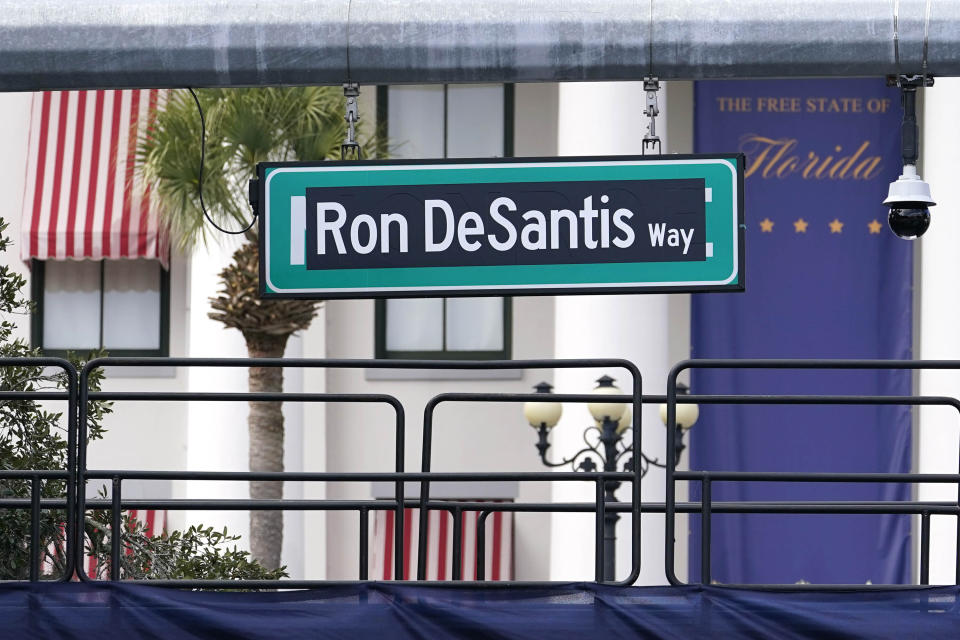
21, 90, 170, 267
370, 507, 513, 581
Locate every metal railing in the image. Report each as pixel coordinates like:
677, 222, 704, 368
0, 358, 76, 582
1, 356, 957, 589
76, 357, 641, 589
665, 359, 960, 590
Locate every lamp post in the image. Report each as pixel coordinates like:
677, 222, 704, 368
524, 376, 698, 581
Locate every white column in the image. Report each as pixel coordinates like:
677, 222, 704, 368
184, 239, 251, 542
281, 333, 305, 578
184, 240, 312, 576
300, 308, 327, 580
918, 78, 960, 584
550, 82, 676, 584
0, 93, 33, 346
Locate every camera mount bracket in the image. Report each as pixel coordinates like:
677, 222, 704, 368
882, 73, 935, 239
884, 74, 933, 167
886, 74, 934, 90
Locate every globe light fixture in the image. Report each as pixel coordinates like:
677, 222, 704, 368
615, 404, 632, 435
658, 382, 699, 429
522, 374, 699, 581
659, 382, 698, 461
587, 375, 627, 423
523, 381, 563, 429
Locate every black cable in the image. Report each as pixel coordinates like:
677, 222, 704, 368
187, 88, 257, 235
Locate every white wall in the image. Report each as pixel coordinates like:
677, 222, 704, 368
86, 253, 189, 516
310, 83, 562, 582
182, 237, 249, 543
0, 85, 561, 582
665, 81, 694, 584
2, 78, 943, 587
181, 236, 310, 578
551, 81, 689, 584
299, 308, 328, 579
0, 92, 33, 346
322, 295, 557, 579
511, 82, 561, 582
918, 78, 960, 584
0, 87, 313, 577
0, 91, 191, 524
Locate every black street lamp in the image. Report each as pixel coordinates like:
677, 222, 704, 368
523, 376, 699, 581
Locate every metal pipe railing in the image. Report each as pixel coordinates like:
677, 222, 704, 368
417, 357, 642, 586
2, 356, 959, 589
1, 1, 959, 91
0, 358, 76, 582
665, 359, 960, 589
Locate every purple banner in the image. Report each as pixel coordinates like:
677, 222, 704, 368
691, 79, 912, 584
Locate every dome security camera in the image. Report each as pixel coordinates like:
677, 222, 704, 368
883, 164, 935, 239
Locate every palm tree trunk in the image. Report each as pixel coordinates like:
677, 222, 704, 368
245, 333, 289, 570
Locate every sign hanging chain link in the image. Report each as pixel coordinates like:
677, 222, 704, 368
642, 0, 661, 156
642, 76, 661, 156
342, 82, 362, 160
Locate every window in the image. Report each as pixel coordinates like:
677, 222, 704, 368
31, 259, 169, 356
375, 297, 511, 360
375, 84, 515, 360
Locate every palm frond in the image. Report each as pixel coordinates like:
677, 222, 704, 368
138, 87, 384, 252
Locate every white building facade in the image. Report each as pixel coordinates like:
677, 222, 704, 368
0, 80, 954, 583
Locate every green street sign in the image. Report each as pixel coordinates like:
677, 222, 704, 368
255, 155, 744, 298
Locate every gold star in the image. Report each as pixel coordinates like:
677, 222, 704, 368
829, 218, 844, 234
793, 218, 809, 233
759, 218, 774, 232
868, 219, 882, 234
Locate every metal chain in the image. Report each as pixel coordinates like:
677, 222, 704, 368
341, 82, 362, 160
642, 76, 661, 156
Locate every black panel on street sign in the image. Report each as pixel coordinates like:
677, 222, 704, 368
304, 178, 705, 270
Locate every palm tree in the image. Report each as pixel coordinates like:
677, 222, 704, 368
139, 87, 380, 570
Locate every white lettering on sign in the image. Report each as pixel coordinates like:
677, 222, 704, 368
380, 213, 408, 253
425, 199, 455, 252
316, 204, 411, 255
316, 202, 348, 254
612, 209, 634, 248
580, 196, 599, 249
305, 193, 700, 258
458, 211, 484, 252
521, 209, 547, 250
350, 214, 378, 255
648, 223, 694, 255
488, 197, 518, 251
550, 208, 577, 249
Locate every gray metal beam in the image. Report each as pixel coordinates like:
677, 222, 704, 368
0, 0, 955, 91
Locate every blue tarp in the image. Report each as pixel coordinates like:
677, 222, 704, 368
2, 583, 959, 639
